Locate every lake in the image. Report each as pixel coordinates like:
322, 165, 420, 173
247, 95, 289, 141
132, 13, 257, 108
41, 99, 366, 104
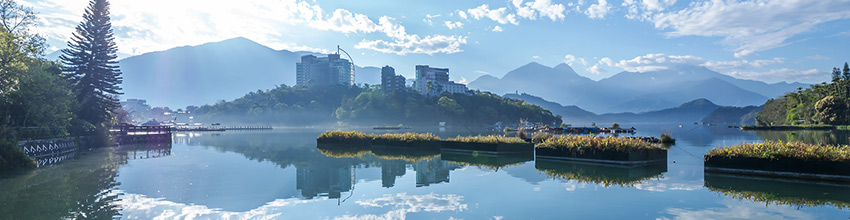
1, 124, 849, 219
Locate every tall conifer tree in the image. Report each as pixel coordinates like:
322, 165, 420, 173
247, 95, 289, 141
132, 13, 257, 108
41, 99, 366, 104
60, 0, 122, 126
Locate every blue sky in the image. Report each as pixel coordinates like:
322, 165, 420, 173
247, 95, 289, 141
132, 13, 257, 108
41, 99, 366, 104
24, 0, 850, 84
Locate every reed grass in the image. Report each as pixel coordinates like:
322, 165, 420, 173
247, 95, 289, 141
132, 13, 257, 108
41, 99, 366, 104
446, 135, 527, 144
536, 135, 663, 151
706, 141, 850, 161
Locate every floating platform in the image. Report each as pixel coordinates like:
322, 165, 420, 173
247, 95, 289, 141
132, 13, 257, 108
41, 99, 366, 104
704, 155, 850, 182
536, 147, 667, 166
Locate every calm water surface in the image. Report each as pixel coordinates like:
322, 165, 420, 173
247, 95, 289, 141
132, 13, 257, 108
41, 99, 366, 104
1, 124, 849, 219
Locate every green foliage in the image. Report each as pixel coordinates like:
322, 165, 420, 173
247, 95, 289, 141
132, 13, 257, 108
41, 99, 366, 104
756, 62, 850, 126
4, 60, 74, 129
0, 128, 35, 170
60, 0, 122, 128
536, 135, 663, 151
707, 141, 850, 162
335, 89, 561, 126
660, 133, 675, 144
194, 85, 363, 125
814, 96, 849, 125
446, 135, 527, 144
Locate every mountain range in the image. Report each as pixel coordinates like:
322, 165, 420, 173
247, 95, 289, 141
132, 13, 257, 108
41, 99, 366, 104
506, 93, 733, 124
50, 37, 807, 115
469, 62, 807, 113
111, 37, 381, 108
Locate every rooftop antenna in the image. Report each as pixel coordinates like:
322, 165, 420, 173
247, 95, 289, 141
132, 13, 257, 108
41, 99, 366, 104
337, 45, 355, 86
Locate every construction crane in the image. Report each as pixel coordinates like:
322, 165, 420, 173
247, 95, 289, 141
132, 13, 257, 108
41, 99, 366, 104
337, 45, 355, 86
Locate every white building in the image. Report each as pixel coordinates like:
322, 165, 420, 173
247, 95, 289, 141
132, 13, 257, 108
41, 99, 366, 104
413, 65, 468, 96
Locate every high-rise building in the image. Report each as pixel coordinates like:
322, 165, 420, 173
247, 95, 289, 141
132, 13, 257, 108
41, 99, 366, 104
413, 65, 468, 96
381, 65, 407, 93
296, 53, 353, 87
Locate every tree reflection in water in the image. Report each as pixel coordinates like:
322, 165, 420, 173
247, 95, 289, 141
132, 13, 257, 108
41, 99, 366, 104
0, 142, 172, 219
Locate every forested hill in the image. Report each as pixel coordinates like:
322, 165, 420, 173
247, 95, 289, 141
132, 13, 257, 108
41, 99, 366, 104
192, 85, 562, 126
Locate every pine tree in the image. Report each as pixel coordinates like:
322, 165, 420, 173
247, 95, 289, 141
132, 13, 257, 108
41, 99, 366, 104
59, 0, 122, 127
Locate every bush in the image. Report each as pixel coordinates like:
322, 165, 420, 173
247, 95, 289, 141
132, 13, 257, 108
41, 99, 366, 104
0, 129, 36, 171
660, 133, 675, 144
531, 132, 554, 143
517, 129, 527, 140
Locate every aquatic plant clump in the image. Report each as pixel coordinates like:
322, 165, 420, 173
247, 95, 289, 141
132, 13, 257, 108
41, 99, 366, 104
373, 132, 441, 143
659, 133, 675, 144
316, 131, 375, 144
706, 141, 850, 162
536, 135, 663, 151
446, 135, 527, 144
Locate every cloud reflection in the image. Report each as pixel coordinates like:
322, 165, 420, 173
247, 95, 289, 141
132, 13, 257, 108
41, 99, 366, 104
334, 193, 468, 220
116, 191, 320, 219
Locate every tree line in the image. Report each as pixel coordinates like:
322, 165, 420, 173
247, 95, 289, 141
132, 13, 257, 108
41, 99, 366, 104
192, 84, 562, 126
0, 0, 122, 170
756, 62, 850, 126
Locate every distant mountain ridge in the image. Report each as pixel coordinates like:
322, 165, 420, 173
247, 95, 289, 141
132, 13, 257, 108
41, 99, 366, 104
508, 93, 741, 124
117, 37, 382, 108
469, 63, 807, 113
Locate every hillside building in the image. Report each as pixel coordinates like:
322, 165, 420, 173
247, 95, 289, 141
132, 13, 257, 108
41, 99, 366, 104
380, 65, 407, 93
413, 65, 468, 96
296, 53, 353, 87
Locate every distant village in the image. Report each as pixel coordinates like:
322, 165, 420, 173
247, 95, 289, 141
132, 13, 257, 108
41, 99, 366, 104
123, 50, 470, 125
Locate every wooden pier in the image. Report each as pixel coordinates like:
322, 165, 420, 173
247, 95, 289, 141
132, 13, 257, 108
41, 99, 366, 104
112, 124, 173, 144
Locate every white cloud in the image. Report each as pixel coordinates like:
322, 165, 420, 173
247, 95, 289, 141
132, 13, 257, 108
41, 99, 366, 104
726, 68, 822, 83
31, 0, 466, 57
423, 14, 440, 26
610, 53, 705, 72
457, 10, 468, 19
533, 55, 540, 59
492, 26, 504, 32
563, 54, 588, 66
467, 4, 519, 25
622, 0, 676, 20
585, 0, 612, 19
807, 55, 829, 60
603, 53, 821, 83
703, 58, 785, 72
444, 21, 463, 30
652, 0, 850, 56
586, 64, 607, 74
355, 35, 468, 55
513, 0, 567, 21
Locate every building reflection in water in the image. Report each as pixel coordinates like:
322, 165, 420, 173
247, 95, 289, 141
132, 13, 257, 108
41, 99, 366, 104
414, 157, 460, 187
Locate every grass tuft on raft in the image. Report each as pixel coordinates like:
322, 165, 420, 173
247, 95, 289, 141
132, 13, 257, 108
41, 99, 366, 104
536, 135, 663, 151
446, 135, 527, 144
706, 141, 850, 162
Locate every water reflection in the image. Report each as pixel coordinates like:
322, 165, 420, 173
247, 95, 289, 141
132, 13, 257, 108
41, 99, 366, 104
535, 160, 667, 187
704, 173, 850, 209
440, 150, 533, 171
755, 130, 850, 145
